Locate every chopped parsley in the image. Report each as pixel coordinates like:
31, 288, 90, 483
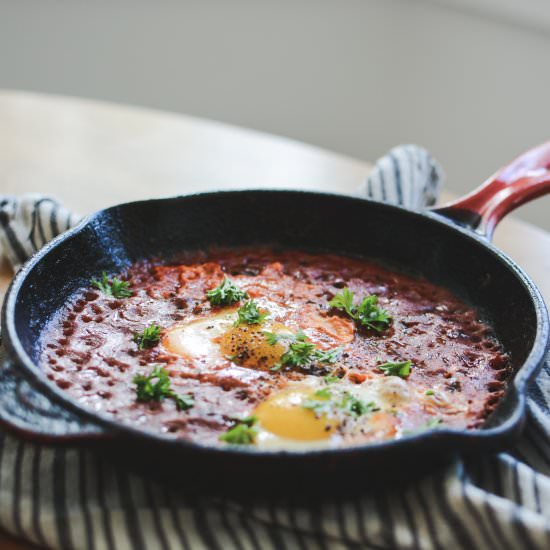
207, 276, 247, 306
219, 415, 258, 444
276, 334, 317, 369
133, 366, 194, 410
234, 300, 269, 326
315, 346, 343, 365
378, 360, 412, 378
328, 287, 356, 317
263, 331, 293, 346
329, 288, 391, 332
303, 389, 378, 418
265, 330, 342, 371
340, 392, 377, 417
133, 323, 161, 350
303, 391, 333, 415
263, 331, 280, 346
323, 373, 341, 384
314, 387, 332, 399
425, 389, 435, 396
91, 272, 132, 298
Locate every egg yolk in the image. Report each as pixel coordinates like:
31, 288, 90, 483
217, 323, 288, 370
254, 388, 335, 441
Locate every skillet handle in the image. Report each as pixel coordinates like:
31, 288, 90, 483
432, 142, 550, 240
0, 348, 110, 444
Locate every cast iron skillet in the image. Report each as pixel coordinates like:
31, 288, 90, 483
1, 143, 550, 494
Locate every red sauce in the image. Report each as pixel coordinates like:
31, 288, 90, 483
39, 249, 511, 447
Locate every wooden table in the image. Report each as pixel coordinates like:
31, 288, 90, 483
0, 90, 549, 549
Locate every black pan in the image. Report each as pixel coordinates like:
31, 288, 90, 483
1, 143, 549, 494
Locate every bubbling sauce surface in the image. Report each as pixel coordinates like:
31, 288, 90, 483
39, 249, 511, 448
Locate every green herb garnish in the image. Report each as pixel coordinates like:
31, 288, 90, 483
234, 300, 269, 326
315, 346, 343, 364
263, 331, 293, 345
314, 387, 333, 399
133, 366, 194, 410
91, 272, 132, 298
303, 389, 378, 418
219, 415, 258, 445
267, 330, 342, 371
263, 331, 280, 345
328, 287, 356, 317
340, 392, 377, 417
378, 360, 412, 378
329, 288, 391, 332
425, 389, 435, 396
133, 323, 161, 350
276, 332, 317, 369
323, 373, 341, 384
302, 391, 332, 415
207, 276, 247, 306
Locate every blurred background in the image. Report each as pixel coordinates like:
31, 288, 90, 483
1, 0, 549, 229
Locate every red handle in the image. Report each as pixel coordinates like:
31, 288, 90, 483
433, 142, 550, 240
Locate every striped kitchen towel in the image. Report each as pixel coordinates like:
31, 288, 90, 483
0, 145, 549, 550
0, 196, 80, 272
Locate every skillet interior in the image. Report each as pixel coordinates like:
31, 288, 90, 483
3, 190, 548, 493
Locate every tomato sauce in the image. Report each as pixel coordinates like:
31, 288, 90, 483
39, 249, 511, 447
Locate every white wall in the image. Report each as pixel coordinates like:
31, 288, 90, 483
1, 0, 549, 229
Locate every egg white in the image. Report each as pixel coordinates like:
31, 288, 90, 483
163, 310, 237, 365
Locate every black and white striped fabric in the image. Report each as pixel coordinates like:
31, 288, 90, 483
0, 195, 81, 271
0, 145, 549, 549
359, 144, 442, 209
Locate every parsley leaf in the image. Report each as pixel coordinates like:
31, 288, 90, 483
267, 330, 342, 372
378, 360, 412, 378
302, 389, 333, 415
278, 333, 317, 369
355, 295, 392, 331
173, 393, 195, 411
219, 415, 258, 444
323, 373, 341, 384
303, 390, 378, 418
314, 387, 333, 399
133, 366, 194, 410
234, 300, 269, 326
264, 332, 280, 345
133, 323, 161, 350
207, 276, 247, 306
329, 288, 391, 332
91, 272, 132, 298
339, 392, 377, 417
263, 331, 294, 345
328, 287, 355, 317
315, 346, 342, 364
